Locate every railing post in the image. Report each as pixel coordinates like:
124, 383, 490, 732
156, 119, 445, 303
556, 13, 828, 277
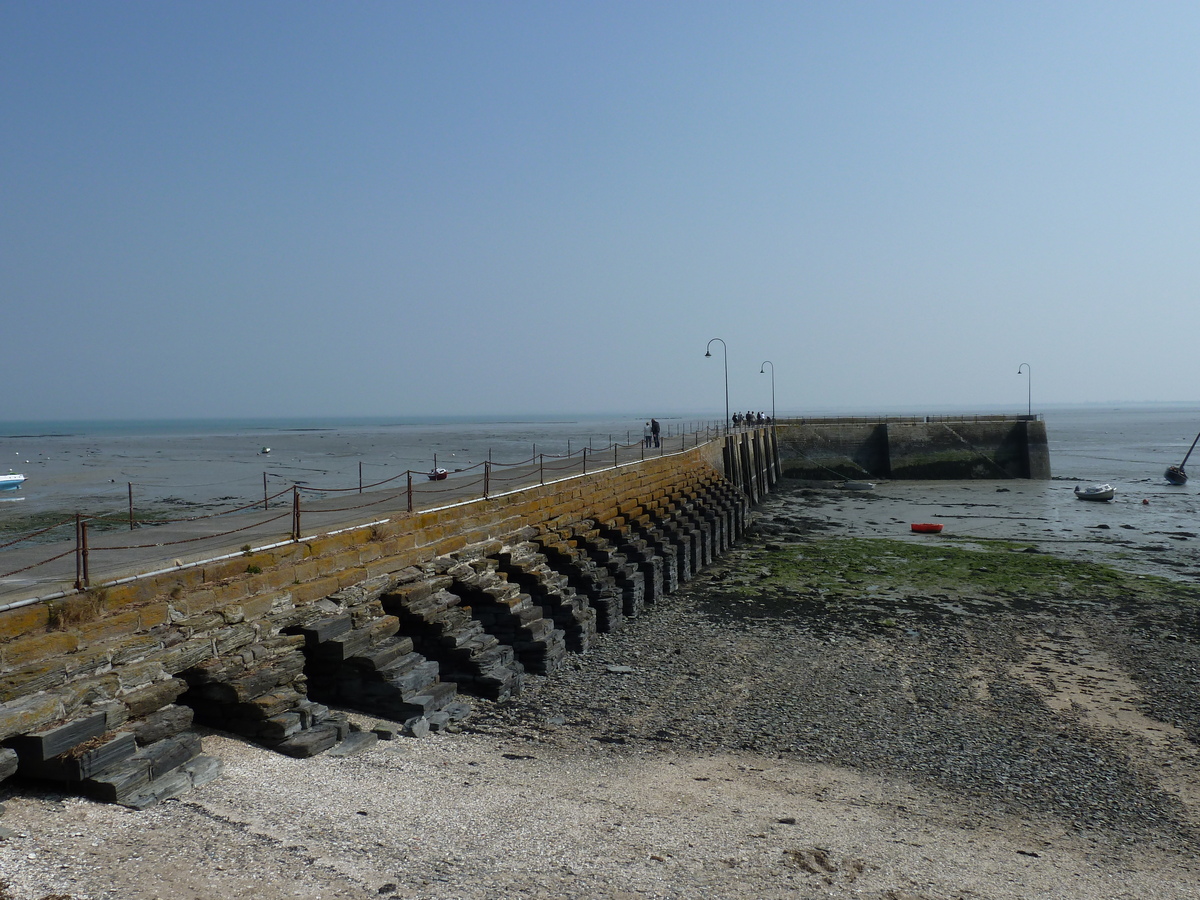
291, 486, 300, 541
407, 471, 413, 513
359, 461, 363, 494
74, 513, 84, 590
263, 472, 269, 510
583, 447, 587, 475
128, 482, 134, 530
484, 460, 490, 499
81, 519, 89, 589
540, 454, 544, 485
614, 443, 618, 468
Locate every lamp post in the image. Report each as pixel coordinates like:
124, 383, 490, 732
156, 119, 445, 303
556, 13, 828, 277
705, 338, 729, 433
759, 360, 775, 424
1017, 363, 1031, 418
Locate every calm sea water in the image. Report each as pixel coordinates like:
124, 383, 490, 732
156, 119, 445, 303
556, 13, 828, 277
2, 405, 1199, 517
0, 414, 718, 516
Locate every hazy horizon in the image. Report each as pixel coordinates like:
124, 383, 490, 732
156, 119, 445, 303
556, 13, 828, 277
5, 3, 1200, 421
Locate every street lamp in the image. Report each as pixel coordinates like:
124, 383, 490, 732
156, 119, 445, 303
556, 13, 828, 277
705, 338, 729, 432
759, 360, 775, 424
1017, 363, 1031, 418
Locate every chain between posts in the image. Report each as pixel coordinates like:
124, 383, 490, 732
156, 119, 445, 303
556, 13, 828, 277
12, 423, 734, 593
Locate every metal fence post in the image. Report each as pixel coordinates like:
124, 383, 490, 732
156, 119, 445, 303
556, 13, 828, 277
407, 471, 413, 513
582, 447, 587, 475
74, 513, 84, 590
539, 454, 544, 485
128, 482, 134, 530
484, 460, 490, 499
292, 486, 300, 541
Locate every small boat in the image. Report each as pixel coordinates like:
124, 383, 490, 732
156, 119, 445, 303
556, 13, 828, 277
1165, 430, 1200, 484
427, 468, 449, 481
1074, 483, 1115, 502
0, 471, 25, 492
910, 523, 943, 534
260, 447, 271, 455
840, 481, 875, 491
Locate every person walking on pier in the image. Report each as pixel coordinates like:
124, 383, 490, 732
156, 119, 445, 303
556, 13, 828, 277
651, 418, 661, 448
644, 422, 653, 448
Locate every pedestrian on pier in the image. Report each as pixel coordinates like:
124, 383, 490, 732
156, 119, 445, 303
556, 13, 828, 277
651, 418, 661, 448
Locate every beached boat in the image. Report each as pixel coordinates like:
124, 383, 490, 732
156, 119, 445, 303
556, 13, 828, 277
910, 523, 943, 534
1074, 483, 1115, 502
0, 472, 25, 491
839, 481, 875, 491
1165, 430, 1200, 484
427, 468, 449, 481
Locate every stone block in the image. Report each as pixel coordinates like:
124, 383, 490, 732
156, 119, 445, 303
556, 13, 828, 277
275, 723, 339, 758
9, 711, 108, 763
22, 731, 137, 782
122, 678, 189, 720
185, 754, 223, 788
260, 712, 303, 741
0, 602, 51, 639
128, 704, 194, 746
0, 693, 65, 742
84, 755, 152, 803
121, 769, 195, 809
2, 631, 80, 669
0, 748, 18, 782
327, 731, 377, 757
138, 732, 202, 778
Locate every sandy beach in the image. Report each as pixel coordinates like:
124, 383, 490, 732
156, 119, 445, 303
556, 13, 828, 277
2, 478, 1200, 899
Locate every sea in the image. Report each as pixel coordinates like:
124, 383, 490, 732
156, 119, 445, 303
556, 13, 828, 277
0, 414, 719, 520
1, 405, 1199, 521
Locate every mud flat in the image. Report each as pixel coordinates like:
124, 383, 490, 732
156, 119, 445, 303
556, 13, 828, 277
3, 480, 1200, 899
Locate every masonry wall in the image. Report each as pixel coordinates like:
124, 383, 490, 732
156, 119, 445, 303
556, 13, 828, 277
0, 434, 756, 806
775, 418, 1051, 480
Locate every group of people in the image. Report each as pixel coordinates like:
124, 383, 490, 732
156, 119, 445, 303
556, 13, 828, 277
732, 411, 771, 427
643, 418, 661, 448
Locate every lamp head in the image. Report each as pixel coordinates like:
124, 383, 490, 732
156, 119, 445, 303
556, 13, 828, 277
705, 350, 712, 358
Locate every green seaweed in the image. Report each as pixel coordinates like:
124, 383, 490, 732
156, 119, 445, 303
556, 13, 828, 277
742, 537, 1194, 605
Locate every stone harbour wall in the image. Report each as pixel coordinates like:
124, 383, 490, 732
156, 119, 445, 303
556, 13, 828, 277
0, 430, 774, 810
775, 417, 1051, 480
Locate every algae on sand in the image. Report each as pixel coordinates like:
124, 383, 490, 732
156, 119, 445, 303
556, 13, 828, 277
701, 537, 1198, 630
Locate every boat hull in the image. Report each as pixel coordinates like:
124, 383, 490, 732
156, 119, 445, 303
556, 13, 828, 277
1075, 484, 1114, 501
911, 523, 944, 534
0, 474, 25, 491
1165, 466, 1188, 485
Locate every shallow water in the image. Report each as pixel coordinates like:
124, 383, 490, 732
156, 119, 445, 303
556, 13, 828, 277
2, 404, 1199, 520
0, 414, 712, 517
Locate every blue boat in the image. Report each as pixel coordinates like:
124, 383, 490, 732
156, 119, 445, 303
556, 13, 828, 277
0, 471, 25, 491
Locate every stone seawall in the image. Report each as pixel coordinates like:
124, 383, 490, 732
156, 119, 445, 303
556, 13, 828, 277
775, 416, 1051, 480
0, 430, 774, 809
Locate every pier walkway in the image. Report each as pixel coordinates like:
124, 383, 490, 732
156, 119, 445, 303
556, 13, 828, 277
1, 428, 763, 606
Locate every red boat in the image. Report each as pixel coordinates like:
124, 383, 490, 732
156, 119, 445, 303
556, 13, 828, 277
910, 523, 943, 534
427, 468, 449, 481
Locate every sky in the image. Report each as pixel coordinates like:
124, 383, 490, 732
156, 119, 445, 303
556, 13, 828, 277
4, 2, 1200, 422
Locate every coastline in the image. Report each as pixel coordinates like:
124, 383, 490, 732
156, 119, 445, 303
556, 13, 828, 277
2, 480, 1199, 898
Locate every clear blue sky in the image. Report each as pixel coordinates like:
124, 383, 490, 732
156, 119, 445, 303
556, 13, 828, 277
4, 2, 1199, 421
